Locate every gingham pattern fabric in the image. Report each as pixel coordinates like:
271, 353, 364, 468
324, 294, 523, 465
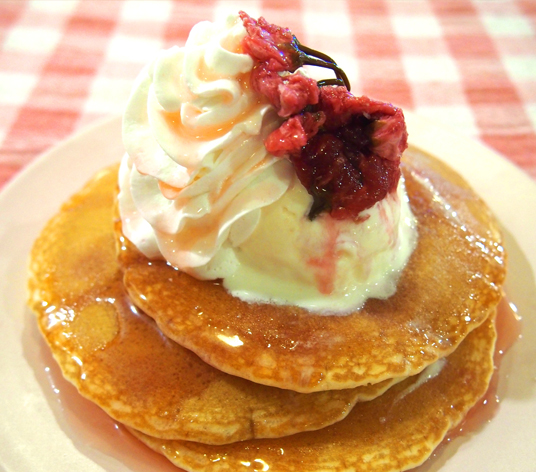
1, 0, 535, 191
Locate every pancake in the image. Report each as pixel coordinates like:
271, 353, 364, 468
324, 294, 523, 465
127, 311, 497, 472
117, 145, 506, 392
27, 165, 404, 446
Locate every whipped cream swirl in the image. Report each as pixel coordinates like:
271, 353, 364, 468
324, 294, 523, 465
119, 13, 293, 280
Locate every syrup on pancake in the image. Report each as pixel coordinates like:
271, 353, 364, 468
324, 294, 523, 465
27, 165, 403, 445
118, 146, 506, 392
27, 147, 505, 470
127, 312, 497, 472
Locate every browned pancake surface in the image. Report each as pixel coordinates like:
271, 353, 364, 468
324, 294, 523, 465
27, 165, 401, 445
128, 312, 497, 472
118, 146, 506, 392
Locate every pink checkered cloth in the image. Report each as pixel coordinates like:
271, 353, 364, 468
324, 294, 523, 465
1, 0, 535, 191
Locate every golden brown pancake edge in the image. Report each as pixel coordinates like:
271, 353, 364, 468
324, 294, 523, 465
126, 310, 498, 472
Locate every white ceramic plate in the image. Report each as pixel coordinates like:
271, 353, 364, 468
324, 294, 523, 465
0, 115, 535, 472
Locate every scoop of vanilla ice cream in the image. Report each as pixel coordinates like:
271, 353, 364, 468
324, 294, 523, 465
225, 175, 417, 312
118, 12, 418, 314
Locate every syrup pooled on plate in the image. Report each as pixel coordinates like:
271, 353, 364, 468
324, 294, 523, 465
445, 297, 522, 438
410, 297, 521, 472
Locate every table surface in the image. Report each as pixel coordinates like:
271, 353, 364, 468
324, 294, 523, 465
1, 0, 535, 191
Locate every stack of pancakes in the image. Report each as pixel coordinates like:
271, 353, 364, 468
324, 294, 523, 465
28, 146, 506, 472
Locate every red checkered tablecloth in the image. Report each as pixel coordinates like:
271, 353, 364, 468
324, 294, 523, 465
1, 0, 535, 191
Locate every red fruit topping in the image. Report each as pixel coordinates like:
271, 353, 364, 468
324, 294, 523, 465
319, 87, 408, 162
250, 67, 320, 118
239, 12, 408, 220
240, 11, 319, 117
264, 112, 326, 156
290, 88, 406, 220
239, 11, 298, 72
